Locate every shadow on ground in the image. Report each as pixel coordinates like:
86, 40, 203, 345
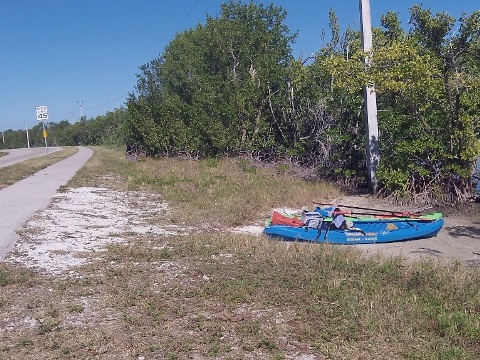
445, 222, 480, 240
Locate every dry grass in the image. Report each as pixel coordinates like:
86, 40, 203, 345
126, 156, 340, 227
0, 147, 78, 190
66, 145, 128, 191
1, 146, 479, 359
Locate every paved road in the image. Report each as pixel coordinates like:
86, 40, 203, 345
0, 146, 93, 260
0, 147, 61, 169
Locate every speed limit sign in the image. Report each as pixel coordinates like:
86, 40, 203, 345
35, 105, 49, 121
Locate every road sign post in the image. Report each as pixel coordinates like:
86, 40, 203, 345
35, 106, 49, 152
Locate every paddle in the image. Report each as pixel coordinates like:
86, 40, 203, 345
328, 210, 423, 218
312, 201, 432, 217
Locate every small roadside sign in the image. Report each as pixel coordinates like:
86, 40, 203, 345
43, 130, 47, 138
35, 105, 48, 121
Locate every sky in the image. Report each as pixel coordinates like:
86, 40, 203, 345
1, 0, 478, 131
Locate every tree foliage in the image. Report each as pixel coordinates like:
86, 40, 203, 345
1, 108, 127, 150
124, 1, 479, 203
127, 0, 297, 158
3, 2, 476, 203
371, 8, 480, 201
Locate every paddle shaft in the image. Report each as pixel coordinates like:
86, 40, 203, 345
330, 210, 422, 218
312, 201, 430, 215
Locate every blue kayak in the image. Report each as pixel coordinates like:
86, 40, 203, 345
263, 211, 444, 244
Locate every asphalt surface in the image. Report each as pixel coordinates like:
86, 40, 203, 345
0, 147, 61, 168
0, 146, 93, 260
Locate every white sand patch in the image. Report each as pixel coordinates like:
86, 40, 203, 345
230, 225, 264, 236
229, 208, 304, 236
7, 187, 185, 275
274, 207, 304, 216
229, 207, 304, 236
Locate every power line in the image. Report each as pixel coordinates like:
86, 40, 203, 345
177, 0, 200, 33
83, 74, 137, 104
196, 0, 221, 23
86, 92, 130, 110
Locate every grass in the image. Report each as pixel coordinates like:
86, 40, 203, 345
0, 147, 78, 190
126, 156, 339, 227
0, 146, 479, 359
66, 145, 128, 190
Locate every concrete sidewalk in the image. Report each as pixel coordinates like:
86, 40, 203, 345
0, 146, 93, 260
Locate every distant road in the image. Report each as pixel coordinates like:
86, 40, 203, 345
0, 146, 93, 260
0, 147, 61, 169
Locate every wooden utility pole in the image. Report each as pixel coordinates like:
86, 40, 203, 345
359, 0, 379, 192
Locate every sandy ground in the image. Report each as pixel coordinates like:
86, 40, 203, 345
354, 211, 480, 266
6, 187, 187, 275
232, 195, 480, 267
236, 206, 480, 266
5, 185, 480, 275
337, 195, 480, 266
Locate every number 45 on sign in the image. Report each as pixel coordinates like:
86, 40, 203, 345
35, 105, 48, 121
